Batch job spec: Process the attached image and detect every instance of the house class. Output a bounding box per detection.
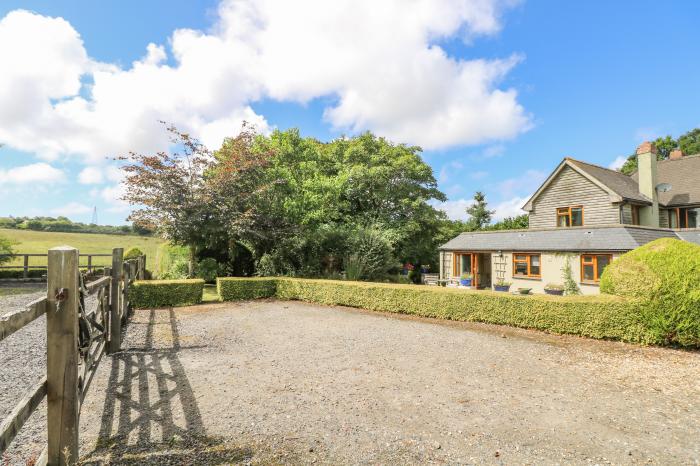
[438,142,700,295]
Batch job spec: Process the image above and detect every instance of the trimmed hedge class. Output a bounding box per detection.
[215,277,668,345]
[600,238,700,347]
[217,277,278,301]
[129,279,205,308]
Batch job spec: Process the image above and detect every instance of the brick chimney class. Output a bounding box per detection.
[669,149,684,160]
[636,141,659,227]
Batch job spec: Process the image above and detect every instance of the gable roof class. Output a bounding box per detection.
[630,154,700,206]
[566,159,650,204]
[439,225,681,252]
[522,158,649,211]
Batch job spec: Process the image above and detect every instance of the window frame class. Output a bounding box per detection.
[556,205,584,227]
[580,254,613,284]
[512,253,541,279]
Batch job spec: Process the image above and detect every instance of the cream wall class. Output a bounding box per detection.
[440,251,621,295]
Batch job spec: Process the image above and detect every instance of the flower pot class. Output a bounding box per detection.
[460,278,472,286]
[545,288,564,296]
[494,285,510,292]
[517,288,532,295]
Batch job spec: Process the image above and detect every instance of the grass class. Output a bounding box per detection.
[0,228,166,271]
[0,286,41,297]
[202,284,220,302]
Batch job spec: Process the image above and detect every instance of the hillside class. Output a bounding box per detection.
[0,228,165,270]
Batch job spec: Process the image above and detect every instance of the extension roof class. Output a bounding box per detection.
[439,225,682,252]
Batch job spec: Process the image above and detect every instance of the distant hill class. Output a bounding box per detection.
[0,216,153,236]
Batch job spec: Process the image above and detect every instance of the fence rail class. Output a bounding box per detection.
[0,253,115,279]
[0,247,146,465]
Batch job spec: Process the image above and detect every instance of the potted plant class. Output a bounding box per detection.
[517,287,532,295]
[460,273,472,286]
[544,283,565,296]
[493,280,511,292]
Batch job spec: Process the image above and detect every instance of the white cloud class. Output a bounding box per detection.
[482,144,506,158]
[470,170,489,180]
[434,198,474,221]
[78,166,104,184]
[0,0,531,167]
[492,196,527,220]
[51,201,92,216]
[99,183,130,213]
[608,155,627,171]
[497,169,546,198]
[0,163,64,185]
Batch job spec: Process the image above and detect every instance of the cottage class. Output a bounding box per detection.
[439,142,700,294]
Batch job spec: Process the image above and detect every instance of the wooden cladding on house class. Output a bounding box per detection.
[529,166,619,228]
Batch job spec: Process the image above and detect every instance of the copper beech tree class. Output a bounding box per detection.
[118,123,274,275]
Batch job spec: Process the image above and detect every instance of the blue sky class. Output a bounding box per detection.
[1,0,699,225]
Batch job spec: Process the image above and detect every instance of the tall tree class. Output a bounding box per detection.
[465,191,494,230]
[619,128,700,175]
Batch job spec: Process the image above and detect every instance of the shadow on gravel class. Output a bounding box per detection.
[81,309,251,465]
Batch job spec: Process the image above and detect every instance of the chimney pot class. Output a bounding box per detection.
[636,141,657,155]
[669,149,684,160]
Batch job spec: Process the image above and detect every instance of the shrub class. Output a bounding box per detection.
[0,235,15,265]
[343,227,395,280]
[217,277,278,301]
[124,247,144,260]
[214,277,668,345]
[196,257,219,283]
[155,243,190,278]
[160,258,190,279]
[129,279,205,308]
[600,238,700,346]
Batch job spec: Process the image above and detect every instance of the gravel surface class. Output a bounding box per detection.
[1,285,99,465]
[1,286,47,465]
[73,300,700,465]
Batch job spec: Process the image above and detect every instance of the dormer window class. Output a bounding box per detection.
[557,206,583,227]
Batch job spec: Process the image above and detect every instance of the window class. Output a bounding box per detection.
[513,253,541,278]
[580,254,612,283]
[674,207,700,229]
[557,206,583,227]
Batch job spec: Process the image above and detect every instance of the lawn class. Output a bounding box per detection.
[0,228,166,271]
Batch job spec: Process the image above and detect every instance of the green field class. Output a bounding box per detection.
[0,228,166,271]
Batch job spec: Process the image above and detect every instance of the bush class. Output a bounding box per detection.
[600,238,700,346]
[196,257,219,283]
[343,227,395,280]
[0,269,45,279]
[129,279,205,308]
[215,277,668,345]
[124,247,144,260]
[217,277,278,301]
[155,243,190,278]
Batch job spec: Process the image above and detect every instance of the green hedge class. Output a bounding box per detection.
[215,277,668,345]
[129,279,205,308]
[600,238,700,347]
[217,277,278,301]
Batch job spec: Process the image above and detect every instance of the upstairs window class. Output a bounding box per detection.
[581,254,612,283]
[513,253,541,278]
[557,206,583,227]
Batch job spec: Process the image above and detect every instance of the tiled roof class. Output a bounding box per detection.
[439,225,681,252]
[630,154,700,206]
[567,159,651,204]
[674,229,700,245]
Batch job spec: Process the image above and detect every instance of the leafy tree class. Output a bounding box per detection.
[119,124,217,275]
[678,128,700,155]
[487,214,529,230]
[619,128,700,175]
[465,191,494,230]
[0,235,15,265]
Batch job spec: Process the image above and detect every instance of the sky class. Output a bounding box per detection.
[0,0,699,225]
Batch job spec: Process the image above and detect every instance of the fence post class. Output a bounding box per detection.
[87,255,92,274]
[23,255,29,279]
[46,246,80,465]
[108,248,123,354]
[138,255,145,280]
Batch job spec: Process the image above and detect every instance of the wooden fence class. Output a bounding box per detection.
[0,247,146,465]
[0,253,134,279]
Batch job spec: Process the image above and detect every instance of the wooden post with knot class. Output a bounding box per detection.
[46,246,80,465]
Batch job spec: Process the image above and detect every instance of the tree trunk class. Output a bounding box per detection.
[188,245,196,278]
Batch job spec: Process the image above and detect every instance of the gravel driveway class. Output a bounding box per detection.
[67,300,700,465]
